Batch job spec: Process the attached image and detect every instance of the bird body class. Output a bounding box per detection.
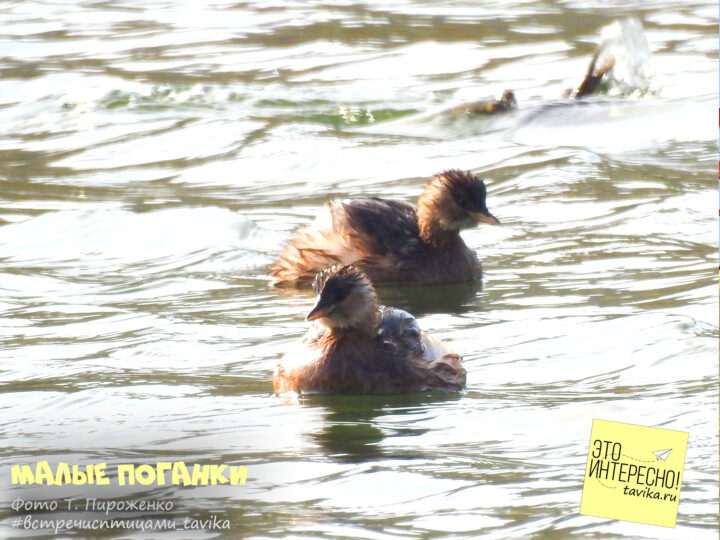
[271,170,499,286]
[273,265,465,394]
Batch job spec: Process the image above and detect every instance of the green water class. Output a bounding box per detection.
[0,1,717,538]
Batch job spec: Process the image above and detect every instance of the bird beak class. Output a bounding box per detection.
[306,298,331,321]
[476,211,500,225]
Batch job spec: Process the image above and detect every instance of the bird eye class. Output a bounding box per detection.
[330,286,350,302]
[454,192,472,210]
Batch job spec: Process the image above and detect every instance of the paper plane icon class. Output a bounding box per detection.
[653,449,672,461]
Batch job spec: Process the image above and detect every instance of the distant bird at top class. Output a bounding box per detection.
[445,90,518,117]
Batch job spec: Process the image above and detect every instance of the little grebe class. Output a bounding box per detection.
[446,43,617,115]
[271,169,500,286]
[566,47,616,98]
[446,90,517,116]
[273,264,466,394]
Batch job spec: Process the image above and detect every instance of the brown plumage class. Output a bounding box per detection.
[446,90,517,116]
[273,265,466,394]
[570,47,616,98]
[271,170,500,286]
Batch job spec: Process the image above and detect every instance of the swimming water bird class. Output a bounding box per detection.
[445,38,619,116]
[273,264,466,394]
[567,47,617,98]
[271,170,500,286]
[446,90,518,116]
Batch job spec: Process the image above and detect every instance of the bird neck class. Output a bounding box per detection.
[327,309,379,339]
[417,209,458,248]
[416,188,461,248]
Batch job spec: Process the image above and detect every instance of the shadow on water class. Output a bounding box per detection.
[375,280,483,316]
[269,276,483,316]
[299,393,463,463]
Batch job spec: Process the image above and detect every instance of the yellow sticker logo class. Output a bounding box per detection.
[580,419,688,528]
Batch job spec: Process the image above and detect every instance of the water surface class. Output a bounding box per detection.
[0,1,717,538]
